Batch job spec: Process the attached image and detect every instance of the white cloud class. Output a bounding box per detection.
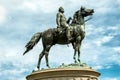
[94,35,113,46]
[113,47,120,53]
[0,44,39,80]
[21,1,38,12]
[87,24,120,47]
[14,0,90,14]
[93,64,112,70]
[107,52,120,65]
[0,68,27,80]
[86,24,105,36]
[101,77,119,80]
[93,65,103,70]
[0,5,7,24]
[107,26,119,30]
[19,0,65,13]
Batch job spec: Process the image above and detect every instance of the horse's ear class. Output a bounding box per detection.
[75,11,79,14]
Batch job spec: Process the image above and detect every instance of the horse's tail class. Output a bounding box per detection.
[23,32,42,55]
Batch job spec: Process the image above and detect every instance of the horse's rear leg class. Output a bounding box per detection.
[45,45,52,68]
[37,50,45,70]
[78,47,81,63]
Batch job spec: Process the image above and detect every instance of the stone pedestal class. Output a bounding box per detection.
[26,63,100,80]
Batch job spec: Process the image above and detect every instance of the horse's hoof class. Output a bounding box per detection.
[78,60,80,62]
[32,70,35,72]
[74,61,77,63]
[48,66,51,68]
[47,65,50,68]
[37,66,40,70]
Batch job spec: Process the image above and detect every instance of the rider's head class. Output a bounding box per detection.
[80,6,85,11]
[59,6,64,13]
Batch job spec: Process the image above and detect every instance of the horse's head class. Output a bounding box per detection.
[81,6,94,16]
[70,6,94,25]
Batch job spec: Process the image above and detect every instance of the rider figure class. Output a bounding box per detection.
[72,6,86,37]
[56,6,72,41]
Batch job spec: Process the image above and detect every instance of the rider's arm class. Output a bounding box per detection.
[67,17,72,24]
[73,13,77,23]
[56,13,61,27]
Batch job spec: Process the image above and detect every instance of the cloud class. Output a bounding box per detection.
[113,47,120,53]
[0,43,39,80]
[21,1,38,13]
[94,35,113,46]
[101,77,119,80]
[0,0,88,14]
[0,5,7,24]
[86,24,120,47]
[19,0,66,13]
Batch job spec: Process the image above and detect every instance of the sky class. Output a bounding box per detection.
[0,0,120,80]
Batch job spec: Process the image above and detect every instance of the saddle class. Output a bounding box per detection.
[54,27,66,39]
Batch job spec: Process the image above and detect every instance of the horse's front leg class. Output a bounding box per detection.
[78,47,81,63]
[77,42,81,63]
[73,49,77,63]
[76,36,82,63]
[72,42,77,63]
[78,35,84,64]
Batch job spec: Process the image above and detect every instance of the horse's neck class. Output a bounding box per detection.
[69,24,81,32]
[71,13,84,25]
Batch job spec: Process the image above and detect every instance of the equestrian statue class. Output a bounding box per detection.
[23,6,94,70]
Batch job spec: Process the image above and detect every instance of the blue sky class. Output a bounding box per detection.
[0,0,120,80]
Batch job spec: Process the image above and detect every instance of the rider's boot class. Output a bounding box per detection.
[66,28,72,42]
[57,27,62,34]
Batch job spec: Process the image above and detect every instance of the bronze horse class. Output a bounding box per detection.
[23,7,94,69]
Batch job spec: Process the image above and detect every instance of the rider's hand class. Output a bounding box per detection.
[69,17,72,20]
[57,25,60,28]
